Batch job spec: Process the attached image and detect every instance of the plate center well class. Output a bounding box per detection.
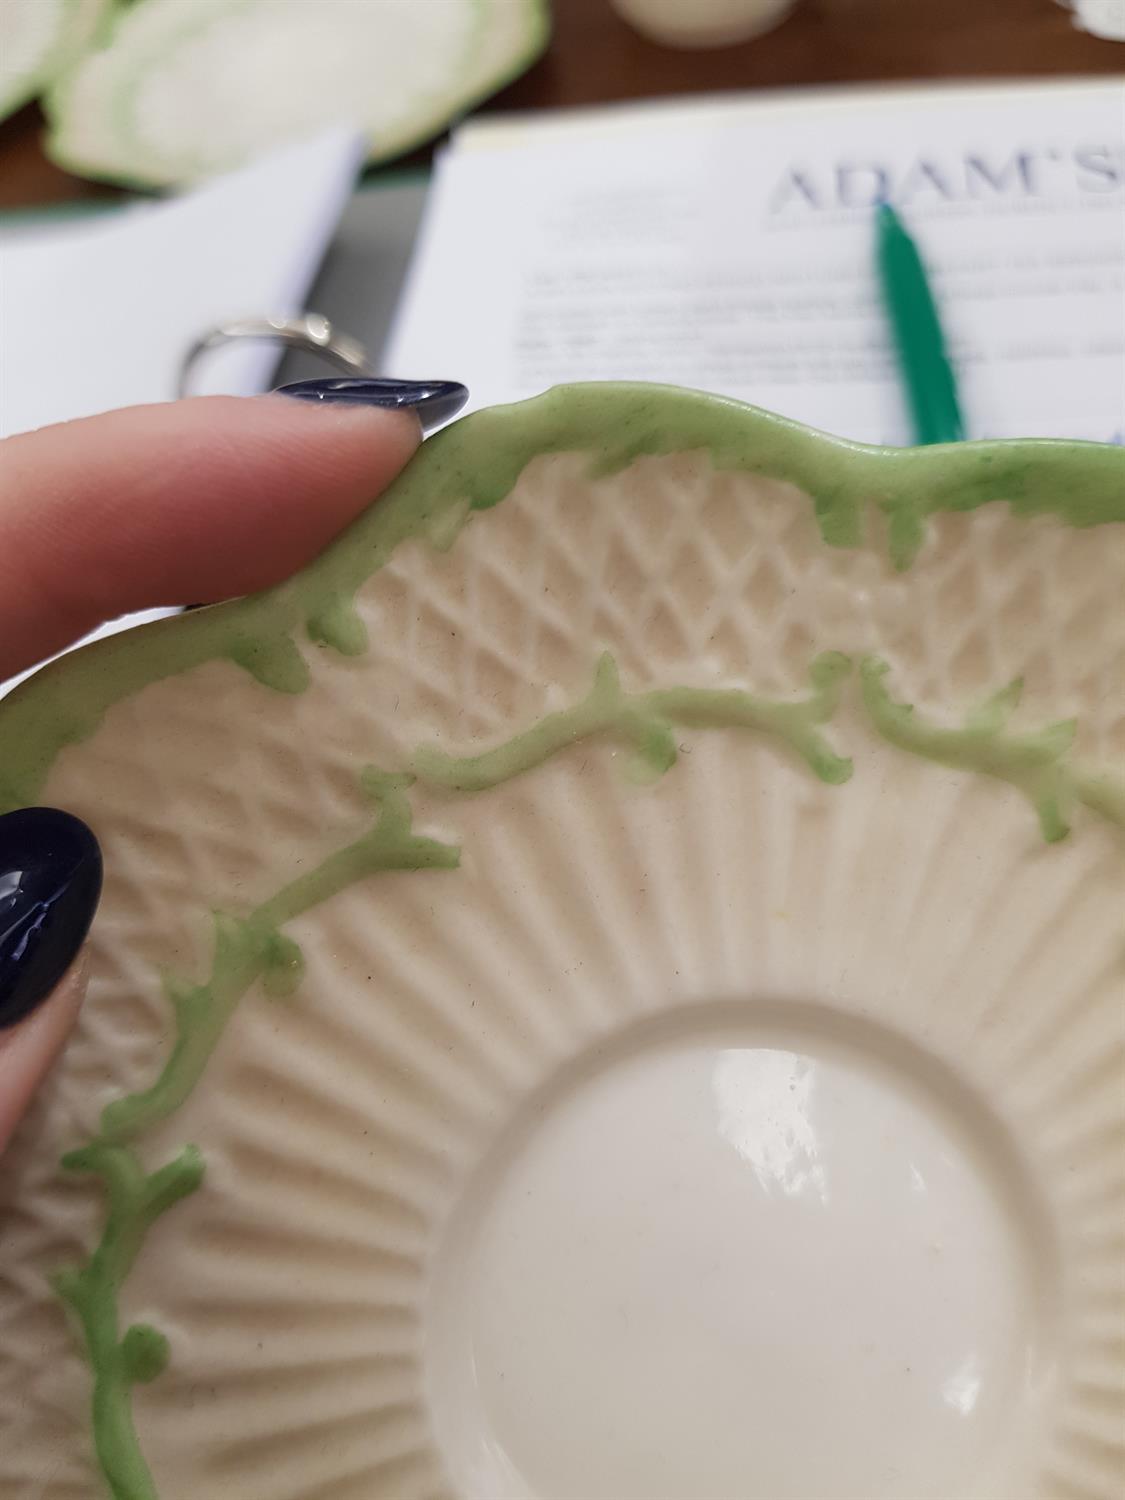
[426,1009,1054,1499]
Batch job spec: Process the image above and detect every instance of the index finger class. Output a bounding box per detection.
[0,395,420,681]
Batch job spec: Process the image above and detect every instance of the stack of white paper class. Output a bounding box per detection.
[0,128,365,439]
[386,80,1125,445]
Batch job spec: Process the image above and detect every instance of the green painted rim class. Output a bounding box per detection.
[6,380,1123,1500]
[2,381,1123,815]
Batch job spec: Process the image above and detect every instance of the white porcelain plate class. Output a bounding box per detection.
[1,386,1123,1500]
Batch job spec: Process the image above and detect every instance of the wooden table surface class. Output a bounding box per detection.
[0,0,1119,210]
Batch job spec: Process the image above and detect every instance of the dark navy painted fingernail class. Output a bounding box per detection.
[275,378,469,434]
[0,809,102,1030]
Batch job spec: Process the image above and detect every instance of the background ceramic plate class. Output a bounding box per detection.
[1,386,1123,1500]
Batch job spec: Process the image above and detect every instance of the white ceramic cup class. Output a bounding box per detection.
[610,0,800,48]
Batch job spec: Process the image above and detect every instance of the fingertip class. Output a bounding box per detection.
[253,389,422,468]
[0,394,423,678]
[0,805,101,1152]
[0,955,88,1152]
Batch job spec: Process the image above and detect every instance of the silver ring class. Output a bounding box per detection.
[178,313,373,397]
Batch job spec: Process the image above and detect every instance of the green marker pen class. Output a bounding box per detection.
[876,202,965,446]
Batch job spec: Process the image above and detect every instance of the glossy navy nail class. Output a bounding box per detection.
[275,377,469,434]
[0,808,102,1030]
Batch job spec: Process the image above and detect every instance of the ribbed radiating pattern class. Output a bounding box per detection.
[1,451,1121,1498]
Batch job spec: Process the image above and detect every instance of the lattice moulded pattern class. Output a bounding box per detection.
[1,392,1122,1500]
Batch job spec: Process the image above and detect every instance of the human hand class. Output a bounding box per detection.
[0,379,464,1148]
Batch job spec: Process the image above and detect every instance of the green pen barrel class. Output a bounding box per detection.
[876,203,965,447]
